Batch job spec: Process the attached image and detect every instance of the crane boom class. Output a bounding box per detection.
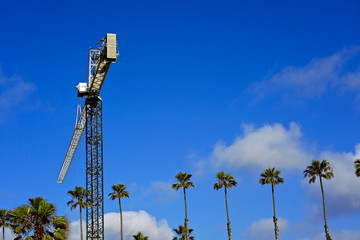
[57,105,86,183]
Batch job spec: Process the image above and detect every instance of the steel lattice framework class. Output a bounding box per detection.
[86,97,104,240]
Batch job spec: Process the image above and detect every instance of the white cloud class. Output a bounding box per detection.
[244,217,289,240]
[210,122,312,169]
[69,210,173,240]
[249,46,360,101]
[144,181,178,203]
[69,219,86,240]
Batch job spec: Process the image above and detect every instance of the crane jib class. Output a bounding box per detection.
[57,105,87,184]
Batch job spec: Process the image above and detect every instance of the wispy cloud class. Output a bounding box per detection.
[0,68,37,121]
[0,68,36,108]
[143,181,179,203]
[248,46,360,101]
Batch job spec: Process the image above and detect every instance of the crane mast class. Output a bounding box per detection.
[57,33,118,240]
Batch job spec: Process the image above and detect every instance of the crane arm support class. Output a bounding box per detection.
[57,105,87,184]
[88,33,118,96]
[88,57,112,95]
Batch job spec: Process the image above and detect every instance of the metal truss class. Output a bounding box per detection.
[85,96,104,240]
[88,48,101,89]
[57,105,87,184]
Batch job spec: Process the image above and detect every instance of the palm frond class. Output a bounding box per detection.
[304,160,334,183]
[259,167,284,186]
[172,172,195,191]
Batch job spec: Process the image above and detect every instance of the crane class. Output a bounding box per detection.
[57,33,118,240]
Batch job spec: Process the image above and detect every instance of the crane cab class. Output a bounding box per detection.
[76,82,88,97]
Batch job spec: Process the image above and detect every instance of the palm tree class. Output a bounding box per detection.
[304,160,334,240]
[133,231,149,240]
[109,183,130,240]
[259,168,284,240]
[172,172,195,240]
[67,186,93,240]
[173,224,194,240]
[214,171,237,240]
[0,209,9,240]
[354,159,360,177]
[8,197,69,240]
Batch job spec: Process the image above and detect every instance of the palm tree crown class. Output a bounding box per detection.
[259,167,284,186]
[304,160,334,184]
[354,159,360,177]
[109,183,130,200]
[173,224,195,240]
[8,197,69,240]
[133,231,149,240]
[214,171,238,190]
[172,172,195,191]
[67,186,93,210]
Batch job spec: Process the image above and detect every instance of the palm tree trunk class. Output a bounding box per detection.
[3,223,5,240]
[183,188,189,240]
[80,207,83,240]
[224,187,232,240]
[319,176,332,240]
[34,218,39,239]
[272,184,279,240]
[40,228,44,239]
[119,198,123,240]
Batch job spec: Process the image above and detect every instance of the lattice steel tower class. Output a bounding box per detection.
[57,33,118,240]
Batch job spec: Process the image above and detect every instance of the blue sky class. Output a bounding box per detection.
[1,0,360,239]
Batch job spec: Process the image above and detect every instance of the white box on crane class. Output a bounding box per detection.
[76,82,88,97]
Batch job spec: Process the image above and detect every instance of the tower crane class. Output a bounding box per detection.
[57,33,118,240]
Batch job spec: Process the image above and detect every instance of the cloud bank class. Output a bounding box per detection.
[69,210,173,240]
[210,122,312,170]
